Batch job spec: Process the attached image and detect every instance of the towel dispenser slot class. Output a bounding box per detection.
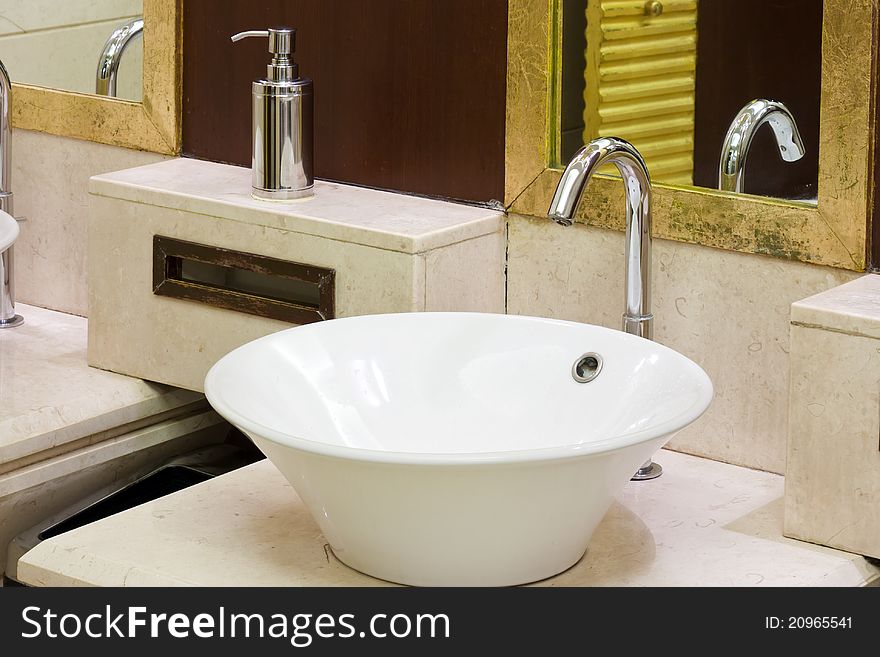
[153,236,334,324]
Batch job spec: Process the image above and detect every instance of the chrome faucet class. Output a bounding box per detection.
[0,58,22,328]
[718,99,805,193]
[548,137,660,480]
[96,17,144,97]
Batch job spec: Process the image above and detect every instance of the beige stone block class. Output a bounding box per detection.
[791,273,880,338]
[506,214,856,473]
[89,198,420,392]
[88,159,505,392]
[784,275,880,558]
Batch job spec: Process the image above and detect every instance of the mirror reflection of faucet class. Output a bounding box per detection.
[548,136,662,481]
[95,17,144,97]
[718,99,806,193]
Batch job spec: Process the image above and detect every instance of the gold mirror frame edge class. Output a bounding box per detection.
[9,0,182,156]
[505,0,877,271]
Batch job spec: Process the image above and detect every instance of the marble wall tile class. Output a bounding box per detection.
[11,129,166,316]
[506,215,857,474]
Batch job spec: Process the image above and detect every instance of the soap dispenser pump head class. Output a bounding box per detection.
[231,28,299,81]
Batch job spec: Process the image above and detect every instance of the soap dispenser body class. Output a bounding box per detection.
[232,27,314,200]
[252,78,313,200]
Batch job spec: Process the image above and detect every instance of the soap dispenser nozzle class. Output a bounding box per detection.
[230,26,313,200]
[231,28,298,81]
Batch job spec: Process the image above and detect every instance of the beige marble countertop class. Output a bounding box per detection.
[89,159,504,254]
[0,304,204,470]
[18,449,879,587]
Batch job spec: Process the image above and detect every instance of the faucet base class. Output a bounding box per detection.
[0,314,23,328]
[631,459,662,481]
[623,315,653,340]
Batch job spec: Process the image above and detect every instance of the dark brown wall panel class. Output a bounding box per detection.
[693,0,822,199]
[182,0,508,203]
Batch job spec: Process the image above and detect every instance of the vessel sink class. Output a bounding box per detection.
[205,313,713,586]
[0,209,18,252]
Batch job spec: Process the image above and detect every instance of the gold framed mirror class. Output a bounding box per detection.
[7,0,181,154]
[506,0,876,271]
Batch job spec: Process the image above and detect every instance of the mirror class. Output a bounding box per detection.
[0,1,143,101]
[560,0,822,201]
[6,0,179,155]
[505,0,873,271]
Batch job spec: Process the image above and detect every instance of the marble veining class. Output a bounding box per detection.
[0,304,203,467]
[18,450,879,587]
[89,158,504,254]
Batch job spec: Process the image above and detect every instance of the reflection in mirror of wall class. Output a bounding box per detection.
[0,0,143,101]
[561,0,822,201]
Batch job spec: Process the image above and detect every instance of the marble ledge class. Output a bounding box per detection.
[18,450,879,587]
[0,304,204,469]
[89,159,505,255]
[791,273,880,339]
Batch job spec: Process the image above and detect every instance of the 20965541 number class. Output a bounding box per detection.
[765,617,852,629]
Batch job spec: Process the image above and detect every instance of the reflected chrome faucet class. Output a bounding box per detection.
[548,137,661,480]
[96,17,144,97]
[718,99,805,193]
[0,58,22,328]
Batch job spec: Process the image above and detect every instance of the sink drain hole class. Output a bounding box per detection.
[572,352,603,383]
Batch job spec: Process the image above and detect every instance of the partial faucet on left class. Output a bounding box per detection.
[0,57,24,328]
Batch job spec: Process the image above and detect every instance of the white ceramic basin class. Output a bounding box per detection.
[205,313,713,586]
[0,210,18,253]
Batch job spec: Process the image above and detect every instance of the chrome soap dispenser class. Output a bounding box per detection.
[231,27,313,200]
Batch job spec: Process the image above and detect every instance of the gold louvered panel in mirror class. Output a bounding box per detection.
[583,0,697,185]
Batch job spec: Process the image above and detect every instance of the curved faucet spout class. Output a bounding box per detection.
[548,137,660,480]
[718,99,805,193]
[548,137,652,339]
[95,17,144,97]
